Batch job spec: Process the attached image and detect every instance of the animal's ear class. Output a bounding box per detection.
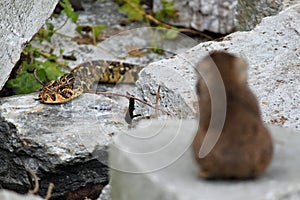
[196,55,215,79]
[235,56,248,83]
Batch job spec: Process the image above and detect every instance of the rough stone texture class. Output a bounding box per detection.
[236,0,283,31]
[110,120,300,200]
[283,0,300,8]
[0,0,59,90]
[153,0,299,33]
[98,184,111,200]
[153,0,237,34]
[135,4,300,131]
[0,1,199,198]
[0,189,43,200]
[0,93,127,198]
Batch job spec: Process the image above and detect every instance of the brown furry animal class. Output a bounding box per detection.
[192,51,273,179]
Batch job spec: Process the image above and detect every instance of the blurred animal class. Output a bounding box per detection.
[192,51,273,179]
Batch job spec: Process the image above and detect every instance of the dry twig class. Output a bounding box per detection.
[122,0,213,40]
[91,91,176,118]
[26,167,39,194]
[45,183,55,200]
[155,85,161,118]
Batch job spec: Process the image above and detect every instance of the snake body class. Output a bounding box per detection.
[38,60,142,103]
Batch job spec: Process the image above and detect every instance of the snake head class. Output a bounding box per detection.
[39,88,77,104]
[38,79,82,104]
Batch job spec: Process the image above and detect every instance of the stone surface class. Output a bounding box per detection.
[153,0,300,33]
[1,1,299,199]
[110,120,300,200]
[0,0,59,90]
[135,4,300,131]
[283,0,300,8]
[236,0,283,31]
[153,0,237,34]
[0,1,198,198]
[98,184,111,200]
[35,0,198,70]
[0,92,126,198]
[0,189,43,200]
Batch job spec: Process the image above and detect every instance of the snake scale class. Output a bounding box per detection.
[38,60,143,103]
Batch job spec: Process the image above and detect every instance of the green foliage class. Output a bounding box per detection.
[35,23,55,42]
[163,27,179,39]
[76,25,107,44]
[118,0,177,21]
[6,60,64,95]
[4,0,179,96]
[150,39,164,54]
[59,0,79,23]
[149,27,179,54]
[4,0,81,95]
[119,0,144,21]
[154,0,177,20]
[24,44,40,58]
[91,25,107,39]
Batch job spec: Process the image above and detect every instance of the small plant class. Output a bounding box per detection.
[118,0,179,54]
[2,0,211,96]
[3,0,106,95]
[75,25,107,45]
[59,0,79,23]
[154,0,178,20]
[6,60,65,95]
[119,0,145,21]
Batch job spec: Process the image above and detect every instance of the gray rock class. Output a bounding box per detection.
[0,1,198,198]
[0,189,43,200]
[110,120,300,200]
[0,0,59,90]
[34,0,197,69]
[236,0,283,31]
[98,184,111,200]
[153,0,299,34]
[153,0,237,34]
[135,4,300,131]
[0,92,126,198]
[283,0,300,8]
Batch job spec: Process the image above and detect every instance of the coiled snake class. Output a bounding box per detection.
[38,60,143,103]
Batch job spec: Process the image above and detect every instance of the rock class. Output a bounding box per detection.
[0,1,199,198]
[98,184,111,200]
[0,189,43,200]
[153,0,299,34]
[36,1,198,69]
[0,92,124,198]
[135,4,300,131]
[110,120,300,200]
[153,0,237,34]
[0,0,59,90]
[236,0,283,31]
[283,0,300,8]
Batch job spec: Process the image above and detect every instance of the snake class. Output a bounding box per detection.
[38,60,143,103]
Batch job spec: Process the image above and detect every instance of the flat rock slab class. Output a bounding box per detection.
[0,189,43,200]
[135,4,300,131]
[0,92,134,198]
[110,120,300,200]
[0,0,59,90]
